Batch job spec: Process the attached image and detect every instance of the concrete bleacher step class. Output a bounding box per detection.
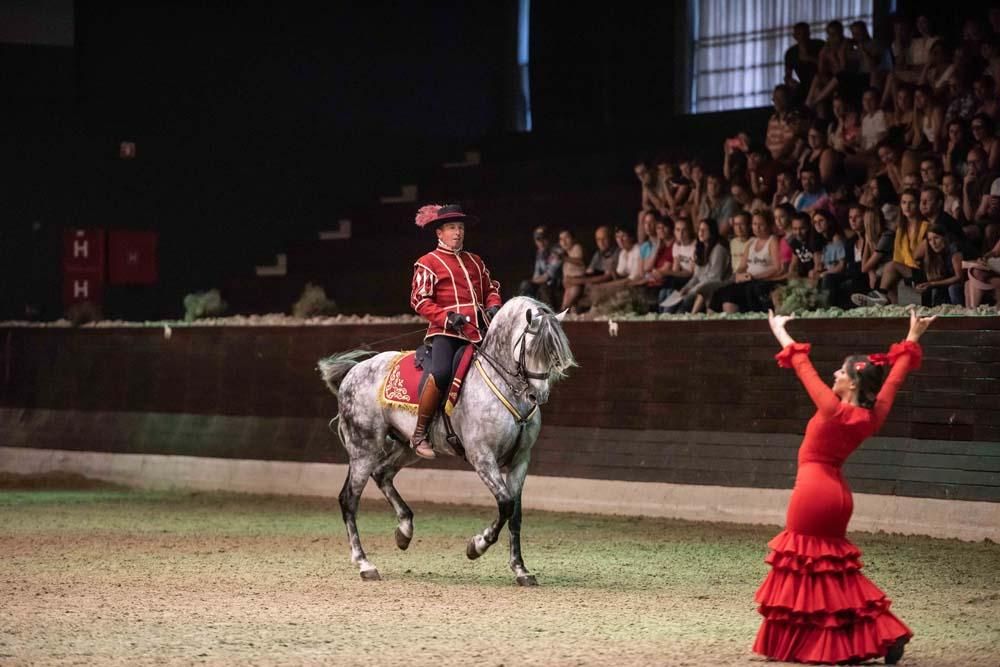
[379,184,418,204]
[442,150,481,168]
[317,219,352,241]
[234,142,641,315]
[254,253,287,277]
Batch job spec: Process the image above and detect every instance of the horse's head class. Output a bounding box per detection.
[482,296,576,405]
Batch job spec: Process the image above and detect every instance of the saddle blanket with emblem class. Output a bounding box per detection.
[379,345,476,414]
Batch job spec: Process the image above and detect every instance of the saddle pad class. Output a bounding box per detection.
[379,346,476,415]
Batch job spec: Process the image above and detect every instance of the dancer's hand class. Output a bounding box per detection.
[905,307,936,342]
[768,309,796,347]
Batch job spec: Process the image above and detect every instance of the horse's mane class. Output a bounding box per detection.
[531,308,576,380]
[484,297,577,381]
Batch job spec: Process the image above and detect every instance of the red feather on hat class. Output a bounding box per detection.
[415,204,443,228]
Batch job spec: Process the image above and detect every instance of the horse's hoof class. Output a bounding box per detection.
[359,568,381,581]
[516,574,538,587]
[466,538,483,560]
[394,527,411,551]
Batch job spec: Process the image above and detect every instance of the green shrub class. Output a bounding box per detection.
[773,279,829,315]
[590,287,651,317]
[65,301,103,326]
[292,283,339,318]
[183,289,228,321]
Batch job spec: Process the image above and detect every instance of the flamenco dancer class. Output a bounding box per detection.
[754,308,936,664]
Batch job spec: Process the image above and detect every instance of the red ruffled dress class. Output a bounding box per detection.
[753,340,921,664]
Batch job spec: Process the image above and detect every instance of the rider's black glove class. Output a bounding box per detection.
[445,312,470,333]
[485,305,501,321]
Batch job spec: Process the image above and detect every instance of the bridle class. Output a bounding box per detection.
[511,310,551,381]
[474,308,550,397]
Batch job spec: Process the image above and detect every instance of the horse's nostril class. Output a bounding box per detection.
[528,393,537,403]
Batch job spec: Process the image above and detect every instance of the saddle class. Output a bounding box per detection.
[379,344,476,415]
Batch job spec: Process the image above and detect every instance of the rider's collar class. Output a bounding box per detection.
[436,240,464,254]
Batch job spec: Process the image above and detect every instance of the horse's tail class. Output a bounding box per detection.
[317,350,375,397]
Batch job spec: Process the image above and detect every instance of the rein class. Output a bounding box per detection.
[474,345,531,395]
[356,326,429,349]
[473,311,550,394]
[474,359,539,425]
[451,309,553,460]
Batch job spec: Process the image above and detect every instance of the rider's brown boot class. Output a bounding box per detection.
[410,376,441,459]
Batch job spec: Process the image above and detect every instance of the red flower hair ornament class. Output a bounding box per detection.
[854,353,890,373]
[867,353,890,366]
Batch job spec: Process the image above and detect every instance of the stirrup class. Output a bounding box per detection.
[413,439,436,459]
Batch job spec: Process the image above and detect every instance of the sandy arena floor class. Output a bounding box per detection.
[1,475,998,666]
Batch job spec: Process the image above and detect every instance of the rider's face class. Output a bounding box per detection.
[436,222,465,250]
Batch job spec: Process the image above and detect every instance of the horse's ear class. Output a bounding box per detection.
[525,310,533,324]
[555,309,569,322]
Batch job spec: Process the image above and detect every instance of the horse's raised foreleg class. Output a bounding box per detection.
[339,458,380,581]
[466,459,514,560]
[505,454,537,586]
[372,465,414,550]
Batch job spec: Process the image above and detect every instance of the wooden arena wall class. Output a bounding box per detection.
[1,318,999,503]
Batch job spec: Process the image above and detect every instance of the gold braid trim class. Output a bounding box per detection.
[475,360,538,423]
[377,351,419,414]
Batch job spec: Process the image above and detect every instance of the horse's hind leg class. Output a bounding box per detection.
[372,465,414,550]
[339,457,380,581]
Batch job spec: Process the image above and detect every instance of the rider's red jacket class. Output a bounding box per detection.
[410,243,502,344]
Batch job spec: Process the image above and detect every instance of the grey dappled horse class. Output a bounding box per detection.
[318,296,575,585]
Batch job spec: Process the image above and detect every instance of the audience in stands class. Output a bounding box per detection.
[636,210,661,266]
[966,236,1000,306]
[586,226,642,309]
[854,189,929,305]
[786,211,817,281]
[813,209,848,297]
[568,225,619,313]
[712,210,783,313]
[557,228,587,312]
[554,9,1000,317]
[918,223,965,305]
[518,226,563,308]
[653,215,697,304]
[832,202,873,307]
[793,166,828,211]
[785,22,825,105]
[662,217,731,313]
[860,205,896,289]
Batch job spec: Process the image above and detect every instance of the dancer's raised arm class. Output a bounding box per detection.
[872,309,935,430]
[767,309,797,348]
[768,310,841,415]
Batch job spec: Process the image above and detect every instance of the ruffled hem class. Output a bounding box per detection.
[766,531,860,564]
[765,531,863,573]
[755,529,913,662]
[754,613,912,664]
[887,340,922,370]
[755,570,890,622]
[776,342,812,368]
[767,551,862,573]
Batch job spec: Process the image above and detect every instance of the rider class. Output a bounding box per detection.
[409,204,503,459]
